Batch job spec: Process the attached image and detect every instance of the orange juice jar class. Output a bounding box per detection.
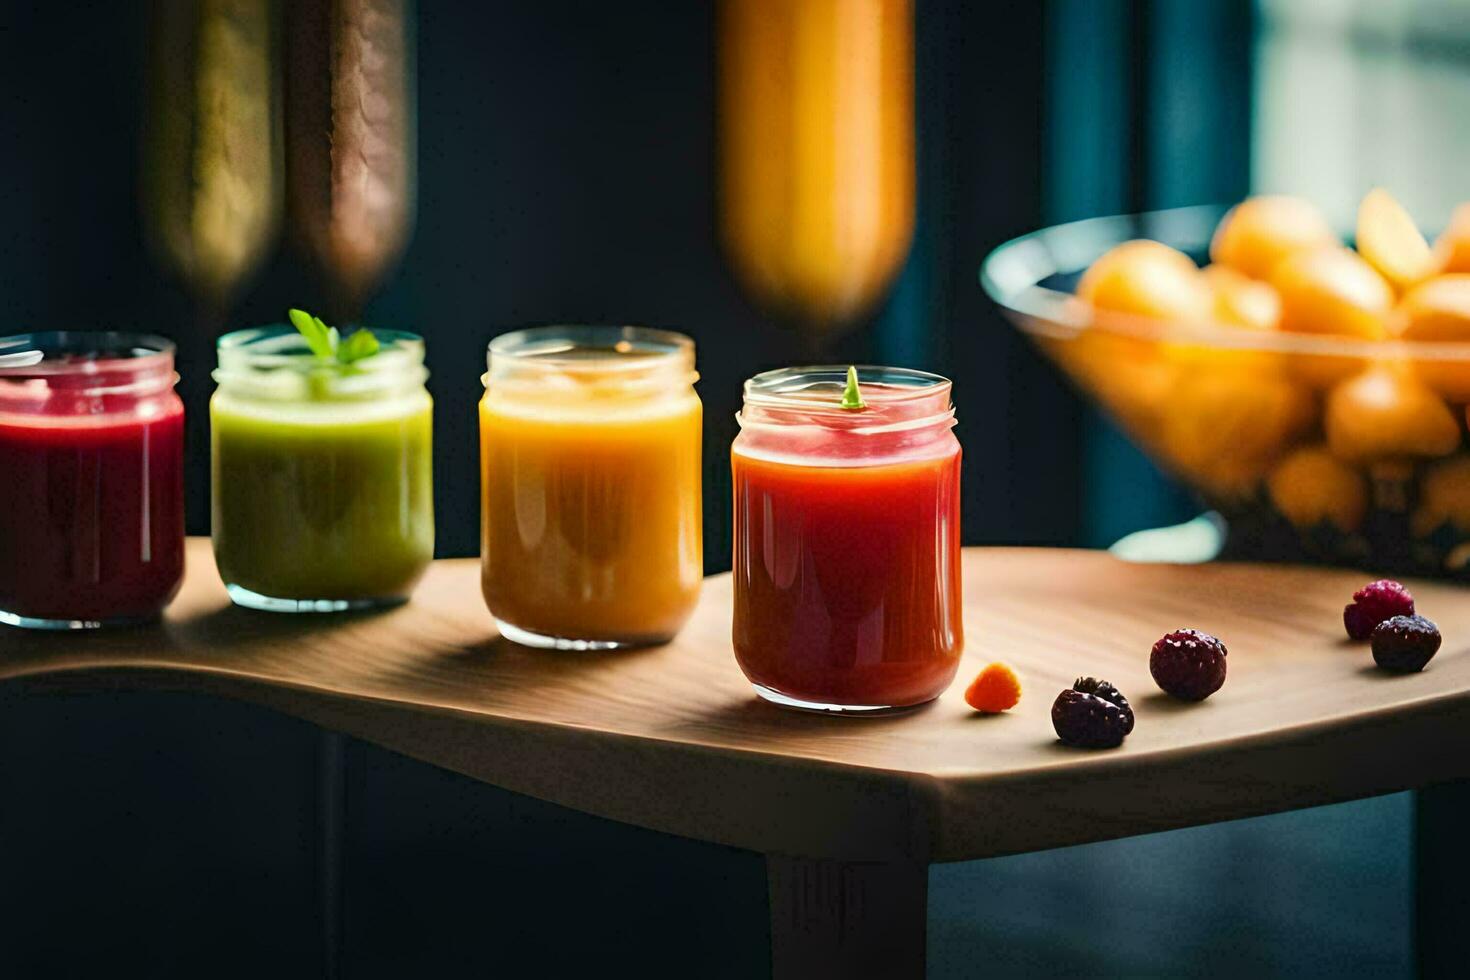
[479,326,703,649]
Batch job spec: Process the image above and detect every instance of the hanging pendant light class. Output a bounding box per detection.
[142,0,282,310]
[285,0,416,319]
[718,0,916,335]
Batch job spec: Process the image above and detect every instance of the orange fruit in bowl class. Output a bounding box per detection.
[1158,367,1316,500]
[1399,274,1470,341]
[1267,445,1368,533]
[1324,363,1460,464]
[1356,188,1434,293]
[1274,247,1394,339]
[1412,454,1470,537]
[1190,264,1286,374]
[1077,239,1213,323]
[1433,204,1470,274]
[1398,274,1470,400]
[1273,247,1393,388]
[1202,264,1281,331]
[1072,240,1211,444]
[1041,331,1178,449]
[1210,195,1337,281]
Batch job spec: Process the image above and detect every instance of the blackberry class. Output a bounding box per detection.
[1051,677,1134,748]
[1370,615,1441,673]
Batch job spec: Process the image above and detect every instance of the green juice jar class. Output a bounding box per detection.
[211,325,434,612]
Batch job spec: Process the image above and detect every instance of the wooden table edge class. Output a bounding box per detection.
[12,657,1470,867]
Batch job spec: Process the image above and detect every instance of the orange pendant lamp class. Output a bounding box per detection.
[718,0,916,333]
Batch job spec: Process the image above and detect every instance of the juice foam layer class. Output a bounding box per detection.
[0,400,183,429]
[212,390,431,426]
[732,443,959,468]
[480,389,700,424]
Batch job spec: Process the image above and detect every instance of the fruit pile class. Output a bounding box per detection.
[1063,190,1470,577]
[966,576,1440,750]
[1343,578,1442,672]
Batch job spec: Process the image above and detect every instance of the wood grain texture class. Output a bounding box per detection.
[4,539,1470,864]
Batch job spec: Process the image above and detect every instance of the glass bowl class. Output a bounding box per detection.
[982,204,1470,577]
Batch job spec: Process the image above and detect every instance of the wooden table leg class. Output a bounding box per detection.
[766,855,928,979]
[317,731,346,980]
[1415,780,1470,978]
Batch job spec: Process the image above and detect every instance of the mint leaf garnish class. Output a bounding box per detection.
[287,308,381,365]
[839,365,866,410]
[337,328,381,364]
[289,308,336,360]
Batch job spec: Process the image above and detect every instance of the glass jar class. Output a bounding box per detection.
[732,366,963,712]
[480,326,703,649]
[211,326,434,612]
[0,332,185,629]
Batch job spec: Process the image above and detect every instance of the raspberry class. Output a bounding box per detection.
[964,662,1022,713]
[1343,579,1414,640]
[1149,628,1227,701]
[1051,677,1134,748]
[1370,615,1441,672]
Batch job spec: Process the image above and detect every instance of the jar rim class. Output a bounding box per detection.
[738,365,955,435]
[218,324,425,364]
[0,331,176,376]
[743,365,951,406]
[215,325,428,402]
[487,325,694,371]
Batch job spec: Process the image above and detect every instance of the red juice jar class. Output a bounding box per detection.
[732,366,963,713]
[0,333,185,629]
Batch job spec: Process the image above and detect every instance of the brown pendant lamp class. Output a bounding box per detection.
[142,0,283,314]
[718,0,916,338]
[285,0,416,320]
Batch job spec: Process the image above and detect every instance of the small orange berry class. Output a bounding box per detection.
[964,662,1022,713]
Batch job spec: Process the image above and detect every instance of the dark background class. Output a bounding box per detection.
[1,0,1104,561]
[0,1,1416,977]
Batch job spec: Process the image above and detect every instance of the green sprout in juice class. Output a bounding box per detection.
[210,309,434,612]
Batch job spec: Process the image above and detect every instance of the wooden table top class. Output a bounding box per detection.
[4,538,1469,864]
